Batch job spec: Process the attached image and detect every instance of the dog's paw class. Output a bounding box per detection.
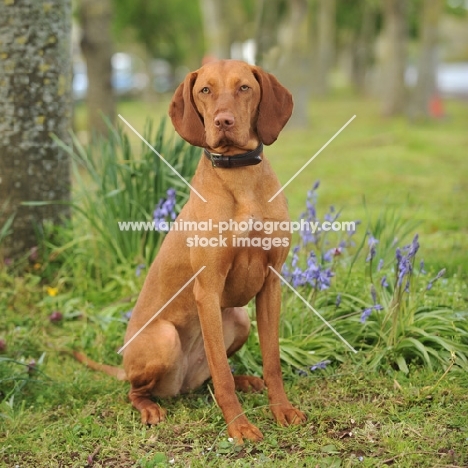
[233,375,265,393]
[228,417,264,445]
[271,405,306,426]
[140,404,167,425]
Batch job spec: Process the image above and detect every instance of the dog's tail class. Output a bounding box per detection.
[73,351,128,381]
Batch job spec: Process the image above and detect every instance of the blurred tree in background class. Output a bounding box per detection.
[112,0,204,68]
[411,0,444,119]
[79,0,115,137]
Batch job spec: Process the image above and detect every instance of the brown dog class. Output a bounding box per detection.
[75,60,306,443]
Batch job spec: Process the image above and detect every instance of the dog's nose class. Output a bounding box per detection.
[214,112,235,130]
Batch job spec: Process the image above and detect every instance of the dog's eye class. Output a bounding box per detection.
[201,87,210,94]
[240,85,250,91]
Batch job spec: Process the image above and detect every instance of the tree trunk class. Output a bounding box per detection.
[255,0,283,69]
[380,0,408,116]
[80,0,115,137]
[275,0,312,128]
[316,0,336,96]
[410,0,443,119]
[0,0,72,260]
[199,0,231,60]
[350,2,377,94]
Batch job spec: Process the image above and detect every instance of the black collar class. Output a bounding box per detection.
[204,143,263,168]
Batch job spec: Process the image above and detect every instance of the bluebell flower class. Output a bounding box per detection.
[310,360,330,371]
[419,259,427,275]
[366,233,379,262]
[395,248,402,264]
[324,247,343,263]
[371,284,377,304]
[135,264,146,277]
[380,275,389,288]
[377,259,384,272]
[296,369,308,377]
[335,294,341,308]
[122,309,133,321]
[406,234,420,259]
[360,308,372,323]
[324,205,338,223]
[361,286,384,323]
[154,188,178,230]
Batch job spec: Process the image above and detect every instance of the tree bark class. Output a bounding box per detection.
[350,2,377,94]
[0,0,72,260]
[410,0,443,119]
[80,0,115,137]
[380,0,408,116]
[316,0,336,96]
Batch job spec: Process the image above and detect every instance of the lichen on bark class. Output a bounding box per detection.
[0,0,72,258]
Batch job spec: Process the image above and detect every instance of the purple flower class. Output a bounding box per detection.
[335,294,341,308]
[396,248,402,264]
[122,309,133,321]
[419,259,426,274]
[324,205,338,223]
[361,286,384,323]
[296,369,308,377]
[371,284,377,305]
[154,188,177,230]
[380,275,389,288]
[366,233,379,262]
[406,234,420,259]
[360,308,372,323]
[49,311,63,323]
[324,247,343,263]
[135,264,146,277]
[377,259,384,272]
[299,182,322,245]
[310,360,330,371]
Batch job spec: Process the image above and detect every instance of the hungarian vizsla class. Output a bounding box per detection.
[75,59,306,443]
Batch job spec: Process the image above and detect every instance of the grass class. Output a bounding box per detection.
[1,93,467,466]
[1,349,468,466]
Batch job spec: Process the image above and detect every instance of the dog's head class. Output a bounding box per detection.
[169,60,293,154]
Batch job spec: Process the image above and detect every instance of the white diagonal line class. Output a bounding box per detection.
[118,114,208,203]
[117,266,206,354]
[268,115,356,202]
[268,266,358,353]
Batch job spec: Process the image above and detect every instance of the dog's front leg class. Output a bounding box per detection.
[193,273,263,444]
[256,269,307,426]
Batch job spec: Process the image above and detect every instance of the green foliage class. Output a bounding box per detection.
[49,118,198,287]
[112,0,204,65]
[232,186,468,377]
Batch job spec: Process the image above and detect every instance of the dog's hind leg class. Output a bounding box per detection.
[123,320,185,425]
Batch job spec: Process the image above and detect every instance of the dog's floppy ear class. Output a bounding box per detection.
[169,72,206,148]
[252,67,293,146]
